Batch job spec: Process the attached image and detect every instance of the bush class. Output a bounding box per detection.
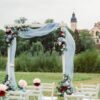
[15,51,62,72]
[94,56,100,72]
[74,49,100,73]
[0,56,7,70]
[30,41,44,56]
[1,49,100,73]
[0,29,7,56]
[15,52,33,71]
[79,30,95,51]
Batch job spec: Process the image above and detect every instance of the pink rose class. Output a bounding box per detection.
[18,80,27,88]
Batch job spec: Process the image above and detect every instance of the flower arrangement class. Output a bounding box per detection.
[18,80,27,89]
[33,78,41,87]
[5,26,17,46]
[56,30,67,54]
[0,84,8,97]
[56,74,73,96]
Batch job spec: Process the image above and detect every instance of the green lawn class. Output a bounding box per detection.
[0,72,100,85]
[0,72,100,99]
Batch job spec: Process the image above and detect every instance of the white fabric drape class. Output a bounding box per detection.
[18,23,59,38]
[7,37,16,88]
[62,27,75,79]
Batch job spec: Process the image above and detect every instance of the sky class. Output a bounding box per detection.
[0,0,100,30]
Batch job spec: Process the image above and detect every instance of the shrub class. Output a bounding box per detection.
[74,49,99,73]
[94,56,100,73]
[0,56,7,70]
[15,52,33,71]
[30,41,44,56]
[15,51,62,72]
[1,49,100,73]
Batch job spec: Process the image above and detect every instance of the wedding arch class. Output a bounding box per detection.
[5,23,75,89]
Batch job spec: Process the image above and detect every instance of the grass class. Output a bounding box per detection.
[0,72,100,99]
[0,72,100,85]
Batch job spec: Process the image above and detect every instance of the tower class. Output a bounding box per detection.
[71,12,77,32]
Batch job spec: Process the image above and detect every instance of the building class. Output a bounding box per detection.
[90,22,100,45]
[71,12,77,32]
[70,12,100,47]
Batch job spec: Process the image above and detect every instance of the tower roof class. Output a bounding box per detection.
[71,12,77,22]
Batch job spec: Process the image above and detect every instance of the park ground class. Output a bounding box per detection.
[0,72,100,99]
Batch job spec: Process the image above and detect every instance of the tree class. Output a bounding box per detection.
[79,30,95,51]
[14,19,21,24]
[20,17,27,24]
[74,29,81,54]
[45,19,54,23]
[30,41,44,55]
[0,29,7,56]
[68,28,95,53]
[14,17,27,24]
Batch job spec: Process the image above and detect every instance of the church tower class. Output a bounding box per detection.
[71,12,77,32]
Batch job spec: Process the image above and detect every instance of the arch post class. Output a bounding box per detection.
[5,37,17,90]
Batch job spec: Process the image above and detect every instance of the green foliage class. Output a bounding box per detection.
[74,30,81,53]
[16,38,30,55]
[0,56,7,70]
[69,29,95,53]
[30,41,44,55]
[45,19,54,23]
[0,27,98,73]
[15,28,61,55]
[15,49,100,73]
[14,17,27,24]
[79,30,95,51]
[15,51,62,72]
[15,53,33,71]
[74,49,100,73]
[17,39,44,56]
[94,56,100,72]
[57,75,73,96]
[0,29,7,56]
[1,49,100,73]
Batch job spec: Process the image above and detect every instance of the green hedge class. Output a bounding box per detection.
[74,49,100,73]
[0,50,100,73]
[15,51,62,72]
[0,56,7,70]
